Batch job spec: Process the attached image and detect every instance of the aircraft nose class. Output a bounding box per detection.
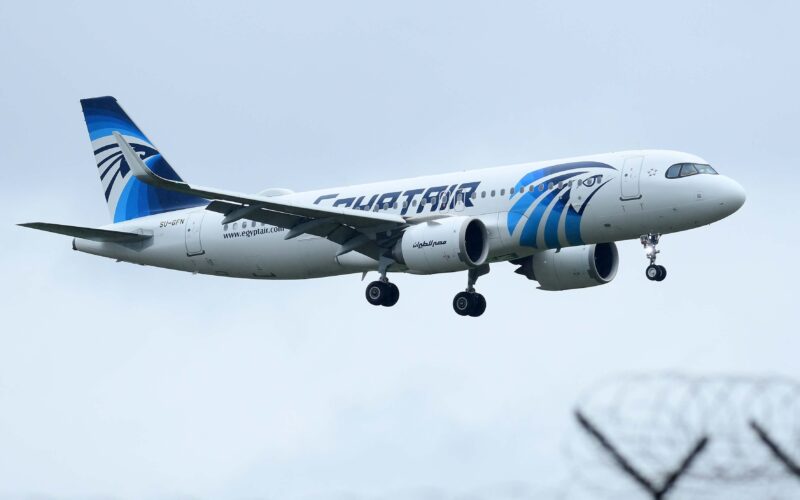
[719,176,746,215]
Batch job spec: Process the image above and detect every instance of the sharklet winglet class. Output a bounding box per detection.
[112,131,188,190]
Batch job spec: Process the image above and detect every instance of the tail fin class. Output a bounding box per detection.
[80,96,206,222]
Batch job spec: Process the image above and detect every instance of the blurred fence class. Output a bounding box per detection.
[563,373,800,500]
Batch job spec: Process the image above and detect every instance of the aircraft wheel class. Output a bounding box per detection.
[646,264,660,281]
[453,291,473,316]
[383,282,400,307]
[366,281,389,306]
[655,265,667,282]
[469,293,486,317]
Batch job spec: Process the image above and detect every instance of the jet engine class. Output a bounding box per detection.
[393,216,489,274]
[514,242,619,290]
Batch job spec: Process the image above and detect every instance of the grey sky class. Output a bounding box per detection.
[1,1,798,498]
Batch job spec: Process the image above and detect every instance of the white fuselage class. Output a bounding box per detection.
[74,150,745,279]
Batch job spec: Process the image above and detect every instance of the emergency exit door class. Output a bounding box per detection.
[185,211,205,256]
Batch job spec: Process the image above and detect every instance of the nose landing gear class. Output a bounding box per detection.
[453,264,490,317]
[641,233,667,282]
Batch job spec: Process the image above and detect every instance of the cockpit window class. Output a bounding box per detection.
[695,164,718,175]
[665,164,682,178]
[680,164,698,177]
[665,163,718,179]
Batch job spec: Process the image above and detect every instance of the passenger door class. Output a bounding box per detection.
[620,156,644,200]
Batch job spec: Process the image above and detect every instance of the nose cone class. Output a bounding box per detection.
[717,176,746,217]
[724,177,746,212]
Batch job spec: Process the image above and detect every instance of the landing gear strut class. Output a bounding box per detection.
[365,256,399,307]
[641,233,667,282]
[453,264,490,317]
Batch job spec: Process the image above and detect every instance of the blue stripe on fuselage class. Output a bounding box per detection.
[508,172,584,236]
[544,189,571,248]
[519,187,565,248]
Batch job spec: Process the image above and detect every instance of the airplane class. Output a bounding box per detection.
[19,97,746,317]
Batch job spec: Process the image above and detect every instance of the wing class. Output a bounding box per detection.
[113,132,407,259]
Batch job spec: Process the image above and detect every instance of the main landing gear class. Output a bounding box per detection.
[363,262,491,316]
[453,264,490,317]
[365,279,399,307]
[365,257,399,307]
[641,233,667,282]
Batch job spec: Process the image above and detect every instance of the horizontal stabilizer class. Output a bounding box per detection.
[18,222,152,243]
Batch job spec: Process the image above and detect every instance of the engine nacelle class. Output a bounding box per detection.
[393,216,489,274]
[517,242,619,290]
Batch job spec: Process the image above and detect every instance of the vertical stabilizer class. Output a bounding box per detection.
[80,96,206,222]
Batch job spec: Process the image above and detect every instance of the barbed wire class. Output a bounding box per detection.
[563,373,800,499]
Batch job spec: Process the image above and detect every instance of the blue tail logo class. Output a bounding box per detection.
[507,161,616,248]
[93,141,159,202]
[81,96,206,223]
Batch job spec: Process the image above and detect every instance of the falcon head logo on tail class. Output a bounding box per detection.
[80,96,206,222]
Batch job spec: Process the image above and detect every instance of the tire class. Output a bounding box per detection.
[453,291,473,316]
[469,293,486,317]
[383,283,400,307]
[646,264,660,281]
[365,281,388,306]
[655,265,667,282]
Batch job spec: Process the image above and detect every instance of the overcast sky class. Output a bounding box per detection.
[1,1,799,499]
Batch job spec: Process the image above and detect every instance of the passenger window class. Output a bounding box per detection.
[548,182,554,190]
[223,224,228,231]
[539,184,544,192]
[233,223,238,230]
[680,164,698,177]
[481,191,486,198]
[510,187,515,195]
[491,190,496,197]
[500,189,505,196]
[242,221,247,228]
[412,200,417,207]
[471,192,477,199]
